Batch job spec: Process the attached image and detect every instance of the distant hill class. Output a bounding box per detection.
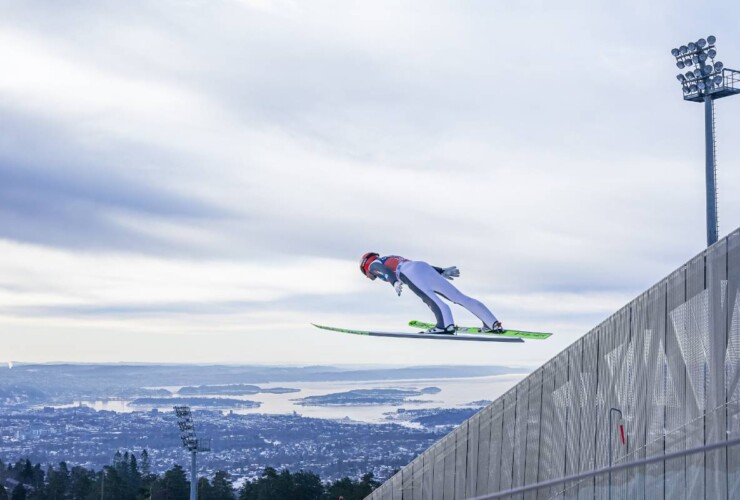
[1,363,528,386]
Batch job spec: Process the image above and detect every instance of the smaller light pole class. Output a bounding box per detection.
[100,468,106,500]
[174,406,211,500]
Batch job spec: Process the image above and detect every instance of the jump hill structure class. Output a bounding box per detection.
[367,227,740,499]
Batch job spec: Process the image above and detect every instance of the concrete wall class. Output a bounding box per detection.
[368,227,740,499]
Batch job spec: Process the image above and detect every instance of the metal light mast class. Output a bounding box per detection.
[174,406,211,500]
[671,35,740,247]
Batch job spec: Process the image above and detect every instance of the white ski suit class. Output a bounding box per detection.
[367,256,498,329]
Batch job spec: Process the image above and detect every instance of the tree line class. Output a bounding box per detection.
[0,451,381,500]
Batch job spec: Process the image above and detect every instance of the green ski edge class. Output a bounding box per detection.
[408,320,552,340]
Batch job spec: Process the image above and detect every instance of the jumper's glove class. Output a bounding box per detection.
[441,266,460,280]
[394,281,403,296]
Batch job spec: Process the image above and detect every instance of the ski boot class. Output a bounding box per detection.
[422,325,456,335]
[483,321,504,334]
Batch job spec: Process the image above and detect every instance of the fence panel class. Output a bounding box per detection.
[487,399,506,494]
[706,239,728,499]
[578,328,599,499]
[410,455,422,500]
[475,404,493,495]
[499,391,518,491]
[465,412,480,498]
[627,291,648,499]
[644,281,667,500]
[611,307,632,500]
[442,430,456,500]
[550,351,570,498]
[390,473,402,500]
[726,229,740,497]
[664,265,688,500]
[453,421,468,499]
[421,443,439,499]
[431,436,447,500]
[511,379,530,498]
[566,340,584,482]
[684,254,707,499]
[536,359,557,500]
[523,369,543,500]
[594,311,618,500]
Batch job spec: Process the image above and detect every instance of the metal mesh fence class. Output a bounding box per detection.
[366,227,740,500]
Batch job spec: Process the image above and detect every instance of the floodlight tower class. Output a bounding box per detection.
[671,36,740,247]
[174,406,211,500]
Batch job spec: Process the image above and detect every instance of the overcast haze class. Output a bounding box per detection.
[1,0,740,367]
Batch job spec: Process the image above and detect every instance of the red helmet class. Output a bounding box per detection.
[360,252,379,279]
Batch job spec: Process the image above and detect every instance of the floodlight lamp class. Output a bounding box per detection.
[686,70,695,79]
[690,84,698,92]
[713,75,722,85]
[680,45,688,54]
[698,81,706,90]
[672,48,680,57]
[715,61,723,72]
[688,42,697,51]
[699,53,707,62]
[692,55,699,64]
[677,61,685,69]
[708,48,717,59]
[707,35,716,45]
[697,38,707,48]
[677,74,685,82]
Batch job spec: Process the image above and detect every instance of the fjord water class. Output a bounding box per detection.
[54,373,526,423]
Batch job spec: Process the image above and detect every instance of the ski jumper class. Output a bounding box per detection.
[367,256,498,329]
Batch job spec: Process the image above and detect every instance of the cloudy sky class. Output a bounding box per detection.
[1,0,739,367]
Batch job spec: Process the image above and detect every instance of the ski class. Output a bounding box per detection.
[408,320,552,340]
[312,324,524,343]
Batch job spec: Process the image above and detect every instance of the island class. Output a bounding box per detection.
[177,384,300,395]
[465,399,492,407]
[293,387,440,406]
[128,397,261,409]
[419,387,442,394]
[384,407,481,429]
